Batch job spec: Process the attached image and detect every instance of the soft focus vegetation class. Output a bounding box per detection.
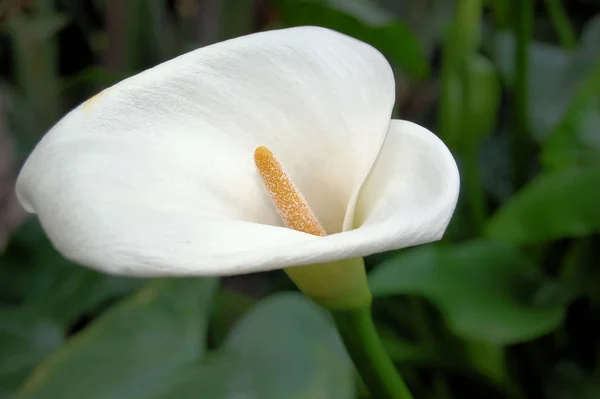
[1,0,599,398]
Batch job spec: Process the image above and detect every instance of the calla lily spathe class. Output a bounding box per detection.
[16,26,459,277]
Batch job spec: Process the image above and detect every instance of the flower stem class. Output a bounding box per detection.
[439,0,483,150]
[331,305,414,399]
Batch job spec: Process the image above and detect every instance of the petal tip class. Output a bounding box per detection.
[14,170,35,214]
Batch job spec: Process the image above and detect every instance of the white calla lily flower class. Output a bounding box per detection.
[16,26,459,279]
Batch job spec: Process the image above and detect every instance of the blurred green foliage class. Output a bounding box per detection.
[1,0,600,398]
[370,240,565,345]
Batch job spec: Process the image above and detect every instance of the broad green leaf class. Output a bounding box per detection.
[16,278,218,399]
[486,168,600,244]
[145,352,261,399]
[0,220,142,325]
[224,293,354,399]
[0,308,63,399]
[141,293,354,399]
[369,241,565,344]
[273,0,430,78]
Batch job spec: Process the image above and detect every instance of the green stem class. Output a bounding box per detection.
[453,0,483,63]
[544,0,576,49]
[332,305,414,399]
[439,0,483,150]
[512,0,534,188]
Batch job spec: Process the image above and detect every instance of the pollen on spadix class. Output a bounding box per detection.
[254,146,327,237]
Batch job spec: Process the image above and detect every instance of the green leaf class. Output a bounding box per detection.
[0,220,142,325]
[224,293,355,399]
[369,241,565,344]
[485,168,600,244]
[140,293,354,399]
[145,352,261,399]
[16,278,218,399]
[273,0,430,79]
[0,308,63,399]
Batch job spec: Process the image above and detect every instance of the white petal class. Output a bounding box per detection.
[351,119,460,248]
[16,27,399,276]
